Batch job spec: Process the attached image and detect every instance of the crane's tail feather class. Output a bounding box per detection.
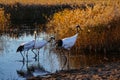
[16,45,24,52]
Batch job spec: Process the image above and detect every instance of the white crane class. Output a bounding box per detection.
[16,30,37,61]
[16,31,55,61]
[16,39,35,60]
[55,25,82,69]
[31,36,55,58]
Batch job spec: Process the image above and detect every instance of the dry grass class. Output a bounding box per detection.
[46,1,120,53]
[0,0,118,5]
[1,0,84,5]
[0,8,9,31]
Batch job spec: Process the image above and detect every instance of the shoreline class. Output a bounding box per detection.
[28,62,120,80]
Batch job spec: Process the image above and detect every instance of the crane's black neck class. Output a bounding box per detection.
[56,39,63,47]
[76,27,79,33]
[76,25,81,33]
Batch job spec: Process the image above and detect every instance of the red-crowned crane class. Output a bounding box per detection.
[16,31,37,61]
[31,36,55,58]
[16,31,55,61]
[55,25,82,70]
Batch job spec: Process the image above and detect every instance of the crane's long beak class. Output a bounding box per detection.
[77,25,82,31]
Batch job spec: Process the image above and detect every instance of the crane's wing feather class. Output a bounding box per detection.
[24,40,35,50]
[34,40,47,49]
[62,34,78,50]
[20,40,35,51]
[21,40,35,46]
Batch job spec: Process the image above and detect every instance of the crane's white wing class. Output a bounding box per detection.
[24,43,35,51]
[21,40,35,46]
[23,40,35,51]
[20,40,35,51]
[62,34,78,50]
[34,40,48,49]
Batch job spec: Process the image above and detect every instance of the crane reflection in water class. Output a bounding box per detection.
[16,54,51,78]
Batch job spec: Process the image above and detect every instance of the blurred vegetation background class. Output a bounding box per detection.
[0,0,120,53]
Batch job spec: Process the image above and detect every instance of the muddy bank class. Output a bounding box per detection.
[28,62,120,80]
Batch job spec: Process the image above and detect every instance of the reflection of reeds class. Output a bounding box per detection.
[0,41,4,50]
[47,1,120,53]
[65,52,120,69]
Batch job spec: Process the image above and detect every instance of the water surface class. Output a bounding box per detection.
[0,32,59,80]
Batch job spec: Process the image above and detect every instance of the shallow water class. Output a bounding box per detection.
[0,31,119,80]
[0,32,60,80]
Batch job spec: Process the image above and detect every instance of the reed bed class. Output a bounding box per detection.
[46,1,120,53]
[0,8,10,32]
[0,0,116,5]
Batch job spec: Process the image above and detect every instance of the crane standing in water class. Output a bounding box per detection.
[31,36,55,59]
[55,25,82,69]
[16,31,37,61]
[16,31,55,61]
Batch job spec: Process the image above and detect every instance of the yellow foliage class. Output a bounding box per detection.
[47,1,120,52]
[0,8,10,31]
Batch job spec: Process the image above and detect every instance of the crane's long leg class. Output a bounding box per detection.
[20,52,25,61]
[37,49,40,62]
[26,51,28,57]
[26,59,28,70]
[61,49,67,70]
[59,49,62,70]
[20,60,25,70]
[31,49,37,58]
[67,50,70,70]
[26,51,29,62]
[23,51,25,56]
[59,49,63,70]
[37,49,40,56]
